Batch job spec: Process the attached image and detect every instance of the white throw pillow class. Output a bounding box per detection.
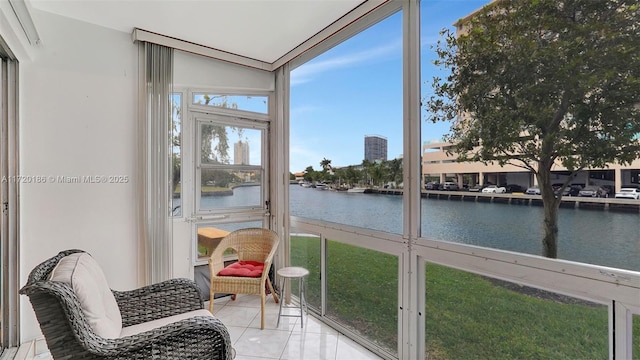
[120,309,213,338]
[49,252,123,339]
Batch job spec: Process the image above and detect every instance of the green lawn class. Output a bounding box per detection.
[290,236,398,351]
[290,235,640,359]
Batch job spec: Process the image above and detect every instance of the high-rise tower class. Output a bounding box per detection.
[234,140,250,165]
[364,135,387,162]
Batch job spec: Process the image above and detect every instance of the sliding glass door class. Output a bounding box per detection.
[0,36,19,352]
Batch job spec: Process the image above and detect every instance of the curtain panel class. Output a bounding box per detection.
[138,42,174,284]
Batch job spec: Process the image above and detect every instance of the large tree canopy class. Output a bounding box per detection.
[427,0,640,258]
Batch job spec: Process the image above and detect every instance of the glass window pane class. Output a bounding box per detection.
[326,240,398,355]
[289,230,321,311]
[199,169,261,210]
[419,1,640,273]
[290,12,403,235]
[425,262,608,359]
[171,93,182,216]
[193,93,268,114]
[200,124,261,166]
[418,199,640,272]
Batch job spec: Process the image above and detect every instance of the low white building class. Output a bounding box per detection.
[423,141,640,191]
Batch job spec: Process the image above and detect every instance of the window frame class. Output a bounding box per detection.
[187,89,271,221]
[191,92,269,116]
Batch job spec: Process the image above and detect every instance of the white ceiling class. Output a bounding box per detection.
[28,0,366,64]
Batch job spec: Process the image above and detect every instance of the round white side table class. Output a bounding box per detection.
[276,266,309,328]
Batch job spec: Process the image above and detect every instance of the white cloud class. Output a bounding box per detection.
[289,105,320,119]
[291,40,400,86]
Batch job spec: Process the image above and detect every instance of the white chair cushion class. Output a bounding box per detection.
[49,252,123,339]
[120,309,213,337]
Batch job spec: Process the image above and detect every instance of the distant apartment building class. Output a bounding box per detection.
[234,140,250,165]
[364,135,387,162]
[422,141,640,192]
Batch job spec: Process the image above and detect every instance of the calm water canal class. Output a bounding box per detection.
[199,185,639,272]
[288,185,640,272]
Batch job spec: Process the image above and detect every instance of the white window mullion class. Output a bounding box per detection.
[402,0,423,359]
[612,301,634,360]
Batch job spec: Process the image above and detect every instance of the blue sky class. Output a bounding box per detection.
[289,0,489,173]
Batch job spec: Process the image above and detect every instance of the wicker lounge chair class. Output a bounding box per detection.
[20,249,234,359]
[208,228,280,329]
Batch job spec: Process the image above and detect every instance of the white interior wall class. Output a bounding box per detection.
[17,9,138,341]
[8,12,278,340]
[174,50,274,91]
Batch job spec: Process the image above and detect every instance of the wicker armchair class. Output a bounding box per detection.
[20,249,234,359]
[208,228,280,329]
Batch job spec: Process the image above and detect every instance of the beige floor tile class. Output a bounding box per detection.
[214,305,261,327]
[280,332,339,360]
[16,300,383,360]
[234,328,292,358]
[334,335,382,360]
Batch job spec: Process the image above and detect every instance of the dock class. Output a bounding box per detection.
[370,188,640,213]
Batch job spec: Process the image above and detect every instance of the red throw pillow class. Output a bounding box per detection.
[218,261,264,278]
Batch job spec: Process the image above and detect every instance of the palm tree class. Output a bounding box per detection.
[369,163,385,188]
[361,159,375,186]
[320,158,332,172]
[303,166,316,184]
[344,166,361,187]
[386,158,403,188]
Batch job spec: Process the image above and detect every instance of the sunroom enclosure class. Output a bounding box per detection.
[284,1,639,359]
[2,0,638,359]
[100,2,639,359]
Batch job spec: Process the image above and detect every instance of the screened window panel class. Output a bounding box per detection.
[424,262,608,359]
[193,93,268,114]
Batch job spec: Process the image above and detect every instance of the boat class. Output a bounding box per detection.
[347,187,366,193]
[315,182,330,190]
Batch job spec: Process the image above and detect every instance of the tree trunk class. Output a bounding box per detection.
[541,198,559,258]
[537,165,560,258]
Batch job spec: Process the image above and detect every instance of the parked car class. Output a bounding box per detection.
[504,184,524,193]
[601,185,614,197]
[562,185,582,196]
[441,181,459,191]
[567,185,583,197]
[552,184,581,197]
[525,186,541,195]
[614,188,640,200]
[578,185,609,198]
[468,184,483,192]
[425,182,440,190]
[482,185,506,194]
